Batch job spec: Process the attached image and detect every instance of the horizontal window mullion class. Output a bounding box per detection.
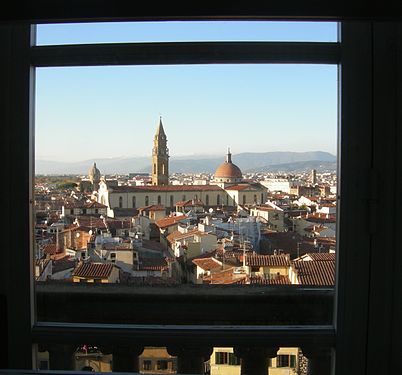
[32,322,335,347]
[30,41,340,67]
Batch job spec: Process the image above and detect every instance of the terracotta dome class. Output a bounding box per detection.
[214,148,242,180]
[214,161,242,178]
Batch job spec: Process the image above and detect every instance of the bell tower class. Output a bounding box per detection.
[151,117,169,186]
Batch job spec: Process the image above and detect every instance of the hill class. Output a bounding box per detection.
[35,151,336,175]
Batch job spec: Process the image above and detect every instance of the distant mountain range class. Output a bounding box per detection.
[35,151,337,175]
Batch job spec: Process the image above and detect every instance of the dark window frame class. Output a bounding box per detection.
[1,15,401,375]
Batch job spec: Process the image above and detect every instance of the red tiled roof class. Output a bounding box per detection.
[304,252,336,261]
[204,268,247,284]
[64,200,107,209]
[111,185,223,192]
[192,257,222,271]
[155,214,187,229]
[224,184,250,191]
[138,204,166,212]
[138,257,168,271]
[175,199,204,207]
[304,213,336,223]
[253,205,280,212]
[72,263,115,278]
[247,275,291,285]
[292,260,335,286]
[166,228,205,243]
[84,201,107,209]
[246,254,290,267]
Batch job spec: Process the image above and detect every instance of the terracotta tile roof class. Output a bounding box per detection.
[111,185,223,192]
[73,217,108,230]
[155,214,188,229]
[304,213,336,223]
[204,268,247,284]
[292,260,335,286]
[84,201,107,209]
[247,275,291,285]
[224,184,250,191]
[304,252,336,261]
[138,204,166,212]
[166,228,206,243]
[72,263,115,278]
[192,257,222,271]
[246,254,291,267]
[253,205,280,212]
[175,199,204,207]
[64,200,107,209]
[138,257,168,271]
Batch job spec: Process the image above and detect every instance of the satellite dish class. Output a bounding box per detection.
[76,232,80,238]
[209,208,214,213]
[89,230,93,235]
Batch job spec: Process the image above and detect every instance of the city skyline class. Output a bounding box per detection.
[35,22,337,163]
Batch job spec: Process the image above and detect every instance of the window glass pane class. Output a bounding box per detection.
[36,21,337,45]
[34,24,337,326]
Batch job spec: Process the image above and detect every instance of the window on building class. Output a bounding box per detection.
[145,195,149,206]
[276,354,296,368]
[142,359,152,370]
[157,195,161,204]
[170,195,174,207]
[156,360,168,370]
[118,196,123,208]
[132,196,136,208]
[215,351,240,365]
[215,351,229,364]
[205,194,209,206]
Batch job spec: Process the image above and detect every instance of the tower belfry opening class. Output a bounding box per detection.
[151,117,169,186]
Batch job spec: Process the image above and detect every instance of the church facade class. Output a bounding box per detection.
[96,118,267,217]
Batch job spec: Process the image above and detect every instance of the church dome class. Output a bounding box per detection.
[88,162,101,182]
[214,149,242,180]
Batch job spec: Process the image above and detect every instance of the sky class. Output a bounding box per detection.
[35,21,338,162]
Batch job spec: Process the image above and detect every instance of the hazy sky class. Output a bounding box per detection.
[35,21,338,162]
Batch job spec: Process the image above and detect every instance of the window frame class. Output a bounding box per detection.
[1,16,401,375]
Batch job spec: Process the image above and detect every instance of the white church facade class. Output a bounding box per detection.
[96,118,267,216]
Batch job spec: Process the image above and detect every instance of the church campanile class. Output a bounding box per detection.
[151,117,169,186]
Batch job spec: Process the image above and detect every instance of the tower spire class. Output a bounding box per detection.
[156,116,166,138]
[152,117,169,186]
